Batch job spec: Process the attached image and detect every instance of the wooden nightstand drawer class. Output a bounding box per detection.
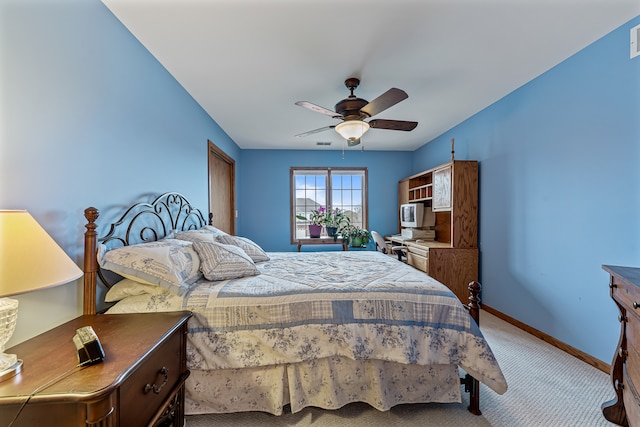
[120,328,183,425]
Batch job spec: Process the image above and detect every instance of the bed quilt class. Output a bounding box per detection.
[110,251,507,395]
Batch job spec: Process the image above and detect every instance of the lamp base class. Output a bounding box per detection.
[0,359,23,382]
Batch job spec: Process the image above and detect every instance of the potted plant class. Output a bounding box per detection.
[296,207,326,238]
[342,225,371,248]
[324,208,350,238]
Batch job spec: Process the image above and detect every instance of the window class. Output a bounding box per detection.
[290,167,368,242]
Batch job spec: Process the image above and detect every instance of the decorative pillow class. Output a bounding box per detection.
[215,234,270,262]
[192,241,259,281]
[104,278,166,302]
[161,230,176,240]
[201,225,229,236]
[175,229,218,243]
[175,225,228,243]
[98,239,202,296]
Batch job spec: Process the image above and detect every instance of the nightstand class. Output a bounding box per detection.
[0,311,191,427]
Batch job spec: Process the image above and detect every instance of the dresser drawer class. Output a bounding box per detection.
[120,328,183,425]
[407,252,428,272]
[612,275,640,313]
[624,365,640,427]
[407,245,428,272]
[408,245,429,258]
[627,319,640,394]
[407,254,426,272]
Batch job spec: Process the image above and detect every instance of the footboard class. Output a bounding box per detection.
[464,280,482,415]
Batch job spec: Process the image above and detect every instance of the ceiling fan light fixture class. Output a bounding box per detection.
[335,120,370,142]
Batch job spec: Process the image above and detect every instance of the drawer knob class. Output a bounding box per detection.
[634,302,640,310]
[144,367,169,395]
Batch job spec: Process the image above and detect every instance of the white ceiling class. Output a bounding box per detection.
[101,0,640,151]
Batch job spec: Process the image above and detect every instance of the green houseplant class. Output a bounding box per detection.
[342,225,371,248]
[324,208,350,238]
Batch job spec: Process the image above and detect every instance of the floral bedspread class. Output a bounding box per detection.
[176,251,507,395]
[108,251,507,397]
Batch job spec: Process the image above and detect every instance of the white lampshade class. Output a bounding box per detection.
[335,120,370,142]
[0,210,83,380]
[0,210,83,297]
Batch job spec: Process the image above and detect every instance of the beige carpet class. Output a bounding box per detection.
[185,311,616,426]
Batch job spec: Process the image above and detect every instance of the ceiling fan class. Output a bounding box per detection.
[295,78,418,147]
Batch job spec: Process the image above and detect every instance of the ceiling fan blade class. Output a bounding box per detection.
[360,88,408,117]
[295,101,342,118]
[295,125,335,138]
[369,119,418,131]
[347,138,361,147]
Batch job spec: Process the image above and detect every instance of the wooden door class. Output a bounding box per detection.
[208,140,235,234]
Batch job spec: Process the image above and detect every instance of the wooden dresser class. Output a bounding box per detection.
[603,265,640,427]
[0,312,191,427]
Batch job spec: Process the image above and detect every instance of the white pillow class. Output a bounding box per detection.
[174,229,217,243]
[201,225,228,236]
[215,234,270,262]
[105,292,183,314]
[98,239,202,296]
[105,278,166,302]
[175,224,229,243]
[192,241,259,281]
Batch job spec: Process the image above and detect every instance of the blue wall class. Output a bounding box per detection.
[1,0,240,346]
[413,16,640,362]
[237,149,414,251]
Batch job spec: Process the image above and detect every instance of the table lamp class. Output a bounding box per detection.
[0,210,83,381]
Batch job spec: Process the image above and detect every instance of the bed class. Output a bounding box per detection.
[81,192,507,417]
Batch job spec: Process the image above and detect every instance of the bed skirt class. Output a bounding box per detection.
[185,356,462,415]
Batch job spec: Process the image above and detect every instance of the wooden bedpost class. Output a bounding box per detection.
[468,281,481,326]
[467,280,482,415]
[83,207,99,316]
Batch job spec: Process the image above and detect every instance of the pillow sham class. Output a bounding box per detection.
[175,229,217,243]
[105,292,183,314]
[105,278,165,302]
[192,241,259,281]
[215,234,270,262]
[174,224,228,243]
[98,239,202,296]
[201,225,228,236]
